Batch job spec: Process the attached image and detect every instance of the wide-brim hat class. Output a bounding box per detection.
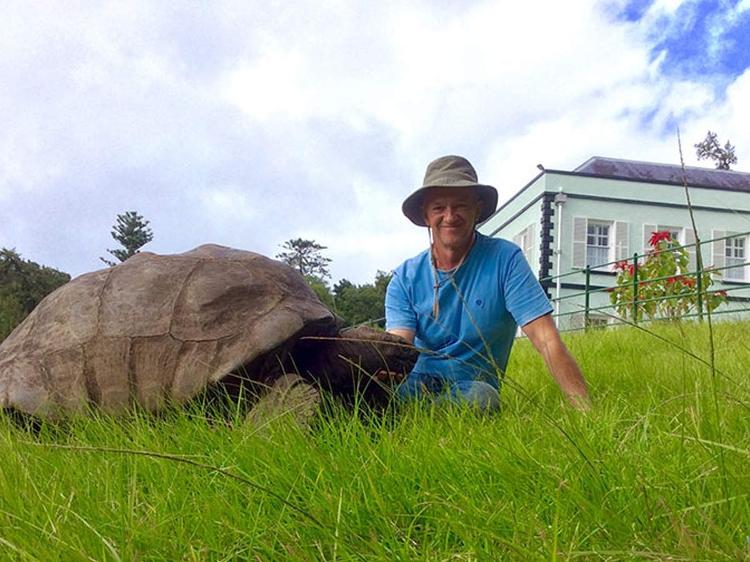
[402,155,498,227]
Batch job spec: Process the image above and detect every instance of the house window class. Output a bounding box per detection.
[657,225,682,243]
[725,236,746,281]
[518,226,533,263]
[573,217,628,271]
[513,225,534,266]
[518,229,530,261]
[586,221,610,268]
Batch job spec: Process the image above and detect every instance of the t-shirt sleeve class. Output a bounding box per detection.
[502,247,553,327]
[385,272,417,332]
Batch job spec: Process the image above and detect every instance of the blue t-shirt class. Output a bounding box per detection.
[385,233,552,387]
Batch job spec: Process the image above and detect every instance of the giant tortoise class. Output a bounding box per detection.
[0,245,417,419]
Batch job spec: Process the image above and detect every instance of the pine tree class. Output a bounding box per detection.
[275,238,332,281]
[694,131,738,170]
[100,211,154,266]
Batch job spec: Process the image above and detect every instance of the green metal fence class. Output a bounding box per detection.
[541,230,750,333]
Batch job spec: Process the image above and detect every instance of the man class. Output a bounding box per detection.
[384,155,590,411]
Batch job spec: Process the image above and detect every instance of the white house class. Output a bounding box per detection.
[478,157,750,329]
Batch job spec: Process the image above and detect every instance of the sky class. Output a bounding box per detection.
[1,0,749,285]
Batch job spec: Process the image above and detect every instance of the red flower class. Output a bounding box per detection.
[649,231,673,247]
[627,264,635,276]
[613,260,629,272]
[716,290,728,298]
[666,276,678,284]
[683,277,696,288]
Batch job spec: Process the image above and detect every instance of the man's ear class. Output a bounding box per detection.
[473,197,483,224]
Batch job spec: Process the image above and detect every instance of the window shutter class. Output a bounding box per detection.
[572,217,587,268]
[614,221,630,261]
[526,225,535,263]
[712,230,725,271]
[684,228,696,274]
[643,224,657,254]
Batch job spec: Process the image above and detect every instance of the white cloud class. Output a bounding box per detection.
[222,51,309,121]
[0,0,748,284]
[650,0,689,13]
[200,187,257,222]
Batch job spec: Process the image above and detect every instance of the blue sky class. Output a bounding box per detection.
[633,0,750,77]
[1,0,748,284]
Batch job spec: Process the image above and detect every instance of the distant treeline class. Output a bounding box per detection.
[308,271,390,329]
[0,249,70,341]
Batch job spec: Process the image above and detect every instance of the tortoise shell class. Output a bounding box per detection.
[0,245,344,417]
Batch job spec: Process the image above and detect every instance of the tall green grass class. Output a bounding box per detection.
[1,321,749,560]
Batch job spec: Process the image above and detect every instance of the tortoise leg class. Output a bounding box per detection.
[244,373,321,429]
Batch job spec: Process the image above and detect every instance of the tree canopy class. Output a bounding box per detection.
[694,131,738,170]
[332,270,391,328]
[101,211,154,266]
[0,248,70,341]
[276,238,332,281]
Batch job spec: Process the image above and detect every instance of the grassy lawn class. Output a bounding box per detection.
[1,321,749,560]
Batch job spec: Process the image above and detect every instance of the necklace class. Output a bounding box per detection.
[429,233,475,319]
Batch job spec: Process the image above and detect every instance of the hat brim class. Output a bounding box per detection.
[402,182,498,227]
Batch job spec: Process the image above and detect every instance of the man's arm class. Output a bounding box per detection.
[386,328,415,344]
[521,314,590,410]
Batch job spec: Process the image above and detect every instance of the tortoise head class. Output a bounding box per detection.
[290,326,418,404]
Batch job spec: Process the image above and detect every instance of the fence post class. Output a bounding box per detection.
[584,266,591,330]
[632,253,639,324]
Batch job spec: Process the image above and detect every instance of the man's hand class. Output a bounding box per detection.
[521,314,591,410]
[371,329,416,385]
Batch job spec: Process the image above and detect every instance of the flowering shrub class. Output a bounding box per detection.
[608,231,727,321]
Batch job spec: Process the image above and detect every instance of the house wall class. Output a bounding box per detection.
[549,172,750,276]
[481,173,546,236]
[480,170,750,330]
[547,173,750,329]
[478,174,546,276]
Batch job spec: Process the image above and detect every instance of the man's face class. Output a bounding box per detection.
[422,188,481,250]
